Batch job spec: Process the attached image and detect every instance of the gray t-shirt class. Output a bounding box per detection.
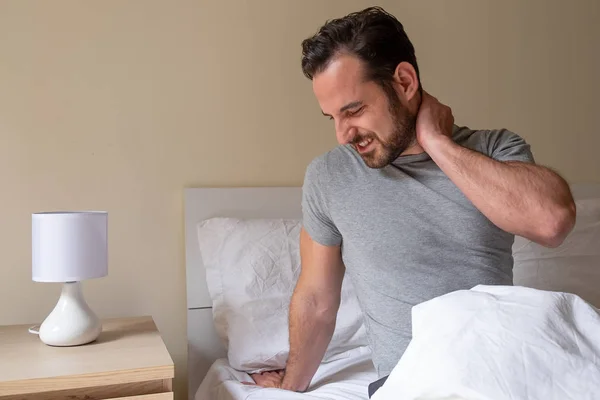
[301,125,535,377]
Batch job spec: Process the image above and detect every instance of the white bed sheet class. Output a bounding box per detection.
[195,346,377,400]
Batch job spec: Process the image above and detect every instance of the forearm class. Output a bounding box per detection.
[282,288,337,392]
[425,136,576,247]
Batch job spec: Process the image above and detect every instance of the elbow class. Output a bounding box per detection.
[311,292,341,326]
[314,297,340,325]
[294,287,340,325]
[538,201,576,248]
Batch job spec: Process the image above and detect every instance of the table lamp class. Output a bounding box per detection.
[32,211,108,346]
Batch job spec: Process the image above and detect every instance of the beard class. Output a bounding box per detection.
[354,85,417,169]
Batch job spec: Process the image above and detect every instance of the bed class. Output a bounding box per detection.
[185,184,600,400]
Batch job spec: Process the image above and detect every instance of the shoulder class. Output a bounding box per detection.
[452,125,529,154]
[452,125,534,162]
[304,145,362,183]
[451,125,489,151]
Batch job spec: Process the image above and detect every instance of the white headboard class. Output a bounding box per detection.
[184,187,302,399]
[570,183,600,200]
[184,183,600,399]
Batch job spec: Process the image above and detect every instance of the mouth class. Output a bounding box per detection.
[354,137,375,154]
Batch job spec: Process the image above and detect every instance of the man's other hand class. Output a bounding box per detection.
[415,91,454,153]
[242,369,285,389]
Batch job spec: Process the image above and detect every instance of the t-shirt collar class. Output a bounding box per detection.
[391,125,461,166]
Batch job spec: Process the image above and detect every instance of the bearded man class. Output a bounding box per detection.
[248,6,576,398]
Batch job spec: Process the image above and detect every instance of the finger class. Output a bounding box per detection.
[241,381,256,386]
[419,91,437,108]
[423,90,437,100]
[428,93,440,104]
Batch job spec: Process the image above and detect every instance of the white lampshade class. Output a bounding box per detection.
[32,211,108,283]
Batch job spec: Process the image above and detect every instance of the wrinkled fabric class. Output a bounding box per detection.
[373,285,600,400]
[195,346,376,400]
[197,217,368,373]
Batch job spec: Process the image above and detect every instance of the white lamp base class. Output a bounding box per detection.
[39,281,102,346]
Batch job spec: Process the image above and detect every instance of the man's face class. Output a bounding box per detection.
[313,54,417,168]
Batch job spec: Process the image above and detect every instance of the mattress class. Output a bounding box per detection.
[195,346,378,400]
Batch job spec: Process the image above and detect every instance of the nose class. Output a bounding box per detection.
[335,119,356,145]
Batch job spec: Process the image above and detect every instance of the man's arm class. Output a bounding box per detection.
[427,139,575,247]
[416,92,576,248]
[281,227,345,391]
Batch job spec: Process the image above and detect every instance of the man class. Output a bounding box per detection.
[248,6,576,397]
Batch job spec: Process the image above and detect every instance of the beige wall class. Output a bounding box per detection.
[0,0,598,398]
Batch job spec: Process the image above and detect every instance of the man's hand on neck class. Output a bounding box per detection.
[415,91,455,154]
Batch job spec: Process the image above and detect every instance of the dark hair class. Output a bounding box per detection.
[301,6,420,88]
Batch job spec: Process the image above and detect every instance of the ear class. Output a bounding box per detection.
[393,62,419,102]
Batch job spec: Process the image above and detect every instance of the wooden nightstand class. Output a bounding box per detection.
[0,316,174,400]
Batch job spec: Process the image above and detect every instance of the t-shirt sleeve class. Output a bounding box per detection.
[301,157,342,247]
[483,129,535,163]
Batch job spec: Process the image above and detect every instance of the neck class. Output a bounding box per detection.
[399,141,425,156]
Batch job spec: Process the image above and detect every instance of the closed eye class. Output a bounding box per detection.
[347,106,365,117]
[322,111,334,120]
[322,105,365,121]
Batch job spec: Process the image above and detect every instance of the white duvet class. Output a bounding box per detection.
[195,346,377,400]
[373,285,600,400]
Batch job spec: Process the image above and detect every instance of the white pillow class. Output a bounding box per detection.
[197,217,368,373]
[513,198,600,307]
